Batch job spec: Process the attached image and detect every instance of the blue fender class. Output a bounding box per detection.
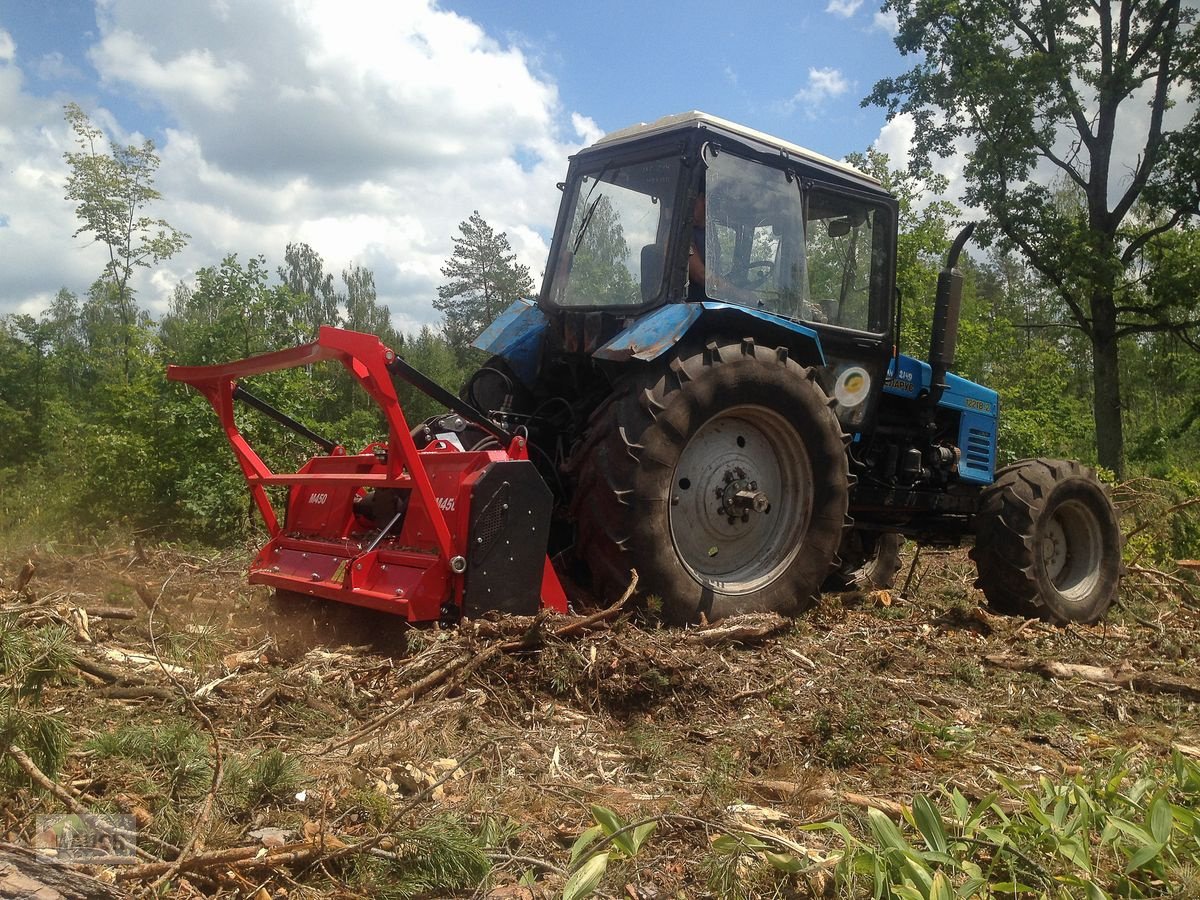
[593,302,826,367]
[471,299,548,386]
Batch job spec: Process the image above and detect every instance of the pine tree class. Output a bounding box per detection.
[434,211,534,360]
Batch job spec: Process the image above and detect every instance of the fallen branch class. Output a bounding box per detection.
[82,606,138,620]
[3,744,171,860]
[114,842,322,882]
[0,843,122,900]
[683,613,789,646]
[325,571,638,754]
[984,654,1200,700]
[738,778,909,818]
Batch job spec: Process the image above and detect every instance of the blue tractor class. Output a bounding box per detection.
[456,112,1122,625]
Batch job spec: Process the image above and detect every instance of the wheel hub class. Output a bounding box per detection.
[717,470,770,522]
[668,405,811,594]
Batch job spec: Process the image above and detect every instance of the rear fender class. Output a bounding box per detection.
[592,302,826,367]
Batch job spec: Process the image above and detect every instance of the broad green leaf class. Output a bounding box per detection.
[629,821,657,855]
[913,795,949,854]
[569,825,603,866]
[1149,793,1174,844]
[868,808,912,854]
[799,820,855,846]
[1056,836,1092,873]
[949,788,969,824]
[1107,816,1154,846]
[589,805,632,856]
[930,871,954,900]
[711,833,768,854]
[590,805,623,837]
[968,792,1000,830]
[562,851,609,900]
[1125,840,1166,873]
[764,850,806,873]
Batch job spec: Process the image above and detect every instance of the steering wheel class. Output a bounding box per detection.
[726,259,775,291]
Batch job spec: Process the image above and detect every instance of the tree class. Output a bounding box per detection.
[435,211,534,360]
[278,242,339,337]
[868,0,1200,476]
[560,196,638,306]
[62,103,188,382]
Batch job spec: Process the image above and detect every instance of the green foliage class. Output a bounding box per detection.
[349,815,491,899]
[0,617,74,786]
[867,1,1200,475]
[563,805,657,900]
[89,720,213,802]
[434,210,534,362]
[777,752,1200,898]
[220,747,303,814]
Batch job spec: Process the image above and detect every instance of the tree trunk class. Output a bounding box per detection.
[1091,290,1124,477]
[0,844,122,899]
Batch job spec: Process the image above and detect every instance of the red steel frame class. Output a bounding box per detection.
[167,326,567,620]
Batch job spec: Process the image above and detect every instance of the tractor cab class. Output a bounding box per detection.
[542,111,897,342]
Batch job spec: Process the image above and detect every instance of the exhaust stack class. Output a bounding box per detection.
[928,223,975,408]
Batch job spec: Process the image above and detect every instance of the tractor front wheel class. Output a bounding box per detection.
[970,458,1121,624]
[823,531,904,593]
[573,337,849,623]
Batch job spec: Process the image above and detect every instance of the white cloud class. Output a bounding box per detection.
[0,0,598,332]
[0,29,15,64]
[791,67,851,110]
[90,29,250,111]
[873,10,900,35]
[825,0,864,17]
[873,113,916,171]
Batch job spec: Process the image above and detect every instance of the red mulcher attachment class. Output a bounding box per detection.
[167,326,568,622]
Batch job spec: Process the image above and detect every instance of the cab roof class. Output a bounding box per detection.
[588,111,882,189]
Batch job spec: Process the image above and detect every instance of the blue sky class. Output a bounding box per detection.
[0,0,913,328]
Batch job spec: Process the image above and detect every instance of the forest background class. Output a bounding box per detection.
[2,0,1200,563]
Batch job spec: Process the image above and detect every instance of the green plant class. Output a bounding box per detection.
[562,805,657,900]
[221,746,303,815]
[0,617,74,785]
[705,830,816,899]
[781,751,1200,898]
[349,815,491,899]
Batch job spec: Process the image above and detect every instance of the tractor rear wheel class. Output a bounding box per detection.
[970,458,1121,624]
[823,531,904,592]
[572,337,849,623]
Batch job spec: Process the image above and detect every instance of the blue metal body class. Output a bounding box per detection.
[471,299,548,386]
[474,301,998,486]
[884,355,999,484]
[591,302,825,366]
[475,299,826,376]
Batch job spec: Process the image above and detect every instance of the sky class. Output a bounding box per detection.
[0,0,921,331]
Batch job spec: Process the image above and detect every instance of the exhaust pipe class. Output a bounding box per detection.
[928,222,975,408]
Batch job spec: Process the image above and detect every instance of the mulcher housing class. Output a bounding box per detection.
[167,327,567,622]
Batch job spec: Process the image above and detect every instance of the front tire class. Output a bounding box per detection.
[970,458,1121,624]
[572,337,849,623]
[823,531,904,592]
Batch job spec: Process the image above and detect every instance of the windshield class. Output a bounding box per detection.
[549,156,680,307]
[700,149,889,331]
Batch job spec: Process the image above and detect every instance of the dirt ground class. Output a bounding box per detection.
[1,540,1198,898]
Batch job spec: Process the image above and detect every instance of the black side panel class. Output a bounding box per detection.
[462,460,553,617]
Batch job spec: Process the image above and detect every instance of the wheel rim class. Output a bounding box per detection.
[1040,499,1103,602]
[668,405,811,594]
